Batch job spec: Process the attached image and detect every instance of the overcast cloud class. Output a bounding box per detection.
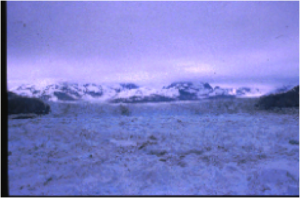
[7,1,299,88]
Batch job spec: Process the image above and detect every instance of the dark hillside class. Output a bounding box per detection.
[255,86,299,110]
[8,91,50,115]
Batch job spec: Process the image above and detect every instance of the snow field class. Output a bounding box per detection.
[8,99,299,195]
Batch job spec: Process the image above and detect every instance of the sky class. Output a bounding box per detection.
[7,1,299,88]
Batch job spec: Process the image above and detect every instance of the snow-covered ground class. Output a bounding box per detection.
[8,98,299,195]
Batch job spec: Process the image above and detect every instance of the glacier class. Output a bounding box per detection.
[7,97,299,195]
[8,98,300,195]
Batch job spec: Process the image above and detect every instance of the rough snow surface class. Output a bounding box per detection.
[8,99,299,195]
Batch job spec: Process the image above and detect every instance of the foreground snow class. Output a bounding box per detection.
[8,99,299,195]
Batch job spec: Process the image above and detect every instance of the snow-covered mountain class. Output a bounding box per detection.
[208,86,262,98]
[9,81,263,103]
[13,83,103,101]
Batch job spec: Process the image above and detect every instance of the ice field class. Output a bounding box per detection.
[8,98,299,195]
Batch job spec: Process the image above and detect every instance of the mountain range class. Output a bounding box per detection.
[9,81,264,103]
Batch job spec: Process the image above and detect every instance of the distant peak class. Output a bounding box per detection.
[164,81,212,90]
[120,83,139,89]
[203,83,213,90]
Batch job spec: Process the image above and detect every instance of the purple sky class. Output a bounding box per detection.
[7,1,299,88]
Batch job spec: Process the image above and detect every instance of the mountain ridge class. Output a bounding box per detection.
[9,81,264,103]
